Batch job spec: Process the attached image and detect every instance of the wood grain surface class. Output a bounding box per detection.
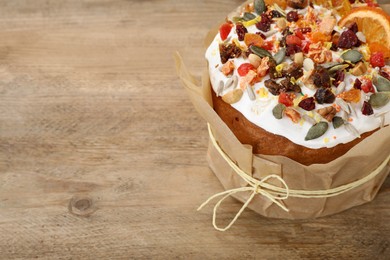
[0,0,389,259]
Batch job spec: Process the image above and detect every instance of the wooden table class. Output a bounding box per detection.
[0,0,389,258]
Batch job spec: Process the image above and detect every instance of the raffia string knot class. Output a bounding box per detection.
[199,123,390,231]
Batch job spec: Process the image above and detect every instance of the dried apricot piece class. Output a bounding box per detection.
[338,88,361,103]
[244,33,264,48]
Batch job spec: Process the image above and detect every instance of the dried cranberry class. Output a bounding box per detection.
[362,101,374,116]
[298,97,316,111]
[370,52,385,68]
[256,32,267,39]
[348,22,358,34]
[296,27,312,34]
[337,29,358,49]
[236,23,247,41]
[256,13,272,32]
[286,44,302,56]
[353,78,362,90]
[312,67,331,88]
[271,10,282,18]
[286,11,299,22]
[361,79,375,93]
[379,70,390,81]
[333,70,345,87]
[314,88,335,104]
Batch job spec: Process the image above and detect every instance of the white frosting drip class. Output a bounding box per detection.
[206,5,390,149]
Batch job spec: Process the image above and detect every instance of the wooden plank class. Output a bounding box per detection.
[0,0,389,259]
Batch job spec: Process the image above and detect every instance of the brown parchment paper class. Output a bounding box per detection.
[175,2,390,219]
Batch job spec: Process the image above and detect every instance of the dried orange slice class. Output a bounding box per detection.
[339,7,390,50]
[368,42,390,59]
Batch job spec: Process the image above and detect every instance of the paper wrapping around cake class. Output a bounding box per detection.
[175,2,390,220]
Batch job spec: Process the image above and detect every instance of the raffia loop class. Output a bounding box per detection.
[200,123,390,231]
[197,175,289,232]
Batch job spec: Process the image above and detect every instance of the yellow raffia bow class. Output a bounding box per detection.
[198,123,390,231]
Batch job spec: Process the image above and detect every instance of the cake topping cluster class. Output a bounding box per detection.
[211,0,389,143]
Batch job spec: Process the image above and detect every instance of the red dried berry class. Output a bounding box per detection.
[370,52,385,68]
[256,13,272,32]
[348,22,358,34]
[237,63,255,76]
[337,29,358,49]
[361,79,375,93]
[362,101,374,116]
[286,44,302,56]
[219,23,233,41]
[278,92,294,107]
[286,35,302,46]
[256,32,267,39]
[333,70,345,87]
[286,11,299,22]
[353,78,362,90]
[380,70,390,81]
[262,41,274,51]
[271,10,282,18]
[298,97,316,111]
[236,23,247,41]
[295,30,305,40]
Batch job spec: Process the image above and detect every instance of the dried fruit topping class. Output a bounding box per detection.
[296,27,312,34]
[256,13,272,32]
[338,88,361,103]
[379,70,390,81]
[237,63,255,76]
[236,23,248,41]
[244,33,264,48]
[305,122,328,141]
[286,11,299,22]
[314,88,336,104]
[283,62,304,79]
[286,35,302,46]
[278,92,294,107]
[361,101,374,116]
[361,79,375,93]
[347,22,358,34]
[219,44,242,64]
[271,10,282,18]
[287,0,309,9]
[219,23,233,41]
[272,103,286,119]
[312,66,331,88]
[264,79,283,95]
[280,78,302,93]
[353,78,362,90]
[221,60,235,76]
[370,52,385,68]
[286,44,302,56]
[337,29,358,49]
[333,70,345,87]
[285,107,301,123]
[298,97,316,111]
[317,106,337,122]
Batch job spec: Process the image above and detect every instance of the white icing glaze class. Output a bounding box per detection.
[206,4,390,149]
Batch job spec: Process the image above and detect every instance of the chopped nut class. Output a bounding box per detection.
[276,18,287,30]
[317,106,337,122]
[349,61,367,76]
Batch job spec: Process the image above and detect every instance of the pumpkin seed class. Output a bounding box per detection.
[254,0,266,15]
[332,116,344,129]
[305,122,329,141]
[323,62,341,69]
[243,12,256,21]
[273,48,286,65]
[345,123,361,138]
[341,50,362,64]
[328,64,349,73]
[222,88,243,104]
[246,84,256,100]
[249,45,274,61]
[232,16,245,23]
[373,74,390,92]
[272,103,286,119]
[368,92,390,108]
